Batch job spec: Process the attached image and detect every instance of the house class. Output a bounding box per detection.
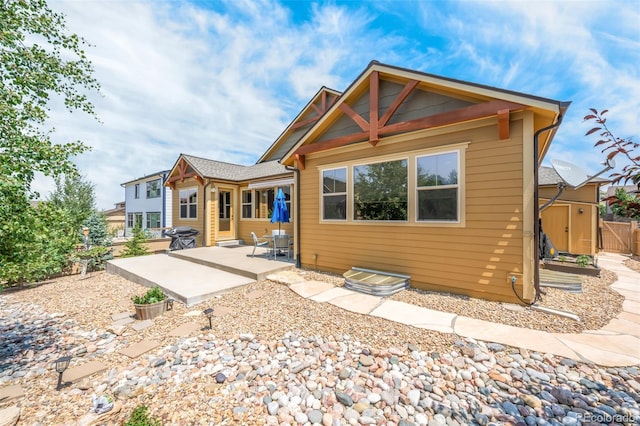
[538,166,606,255]
[103,201,126,236]
[165,156,294,247]
[168,61,570,303]
[121,171,172,237]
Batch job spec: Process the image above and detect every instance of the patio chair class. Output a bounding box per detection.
[273,234,290,260]
[250,232,270,257]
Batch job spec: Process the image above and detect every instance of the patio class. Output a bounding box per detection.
[106,245,295,306]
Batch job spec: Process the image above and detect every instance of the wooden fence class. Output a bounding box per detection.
[600,220,638,254]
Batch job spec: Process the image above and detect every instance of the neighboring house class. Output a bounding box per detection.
[122,171,172,237]
[103,201,126,236]
[168,61,570,304]
[538,166,606,255]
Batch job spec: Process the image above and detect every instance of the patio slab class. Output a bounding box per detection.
[64,360,107,383]
[0,384,24,404]
[107,253,256,306]
[169,322,201,337]
[119,340,160,358]
[290,281,335,298]
[130,320,154,331]
[309,287,354,303]
[327,292,383,315]
[371,300,456,334]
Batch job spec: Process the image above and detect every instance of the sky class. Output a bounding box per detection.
[33,0,640,209]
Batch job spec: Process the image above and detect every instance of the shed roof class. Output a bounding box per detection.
[538,165,608,186]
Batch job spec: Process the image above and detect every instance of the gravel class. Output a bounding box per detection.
[0,262,632,424]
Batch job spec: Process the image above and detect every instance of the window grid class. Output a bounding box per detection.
[179,188,197,219]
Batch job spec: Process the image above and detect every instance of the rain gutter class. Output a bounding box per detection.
[532,114,564,302]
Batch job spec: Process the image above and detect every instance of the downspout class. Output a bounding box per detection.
[285,165,301,268]
[203,180,211,247]
[161,173,167,229]
[532,113,564,303]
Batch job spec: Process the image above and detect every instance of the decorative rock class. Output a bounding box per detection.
[215,372,226,383]
[336,391,353,407]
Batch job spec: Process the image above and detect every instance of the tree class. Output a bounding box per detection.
[0,0,99,286]
[48,174,96,233]
[120,226,150,258]
[608,187,640,220]
[585,108,639,190]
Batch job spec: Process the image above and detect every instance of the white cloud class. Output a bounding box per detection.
[33,0,638,209]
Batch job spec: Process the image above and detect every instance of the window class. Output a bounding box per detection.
[322,168,347,220]
[354,159,407,221]
[416,151,459,221]
[134,213,143,228]
[179,188,197,219]
[127,213,134,228]
[147,212,161,229]
[241,186,293,219]
[134,184,140,199]
[146,179,161,198]
[241,190,252,218]
[319,145,465,225]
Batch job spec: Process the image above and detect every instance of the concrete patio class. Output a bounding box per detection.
[106,245,294,306]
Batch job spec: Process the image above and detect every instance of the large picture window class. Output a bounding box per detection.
[179,188,197,219]
[416,152,459,221]
[354,159,407,221]
[146,179,161,198]
[322,168,347,220]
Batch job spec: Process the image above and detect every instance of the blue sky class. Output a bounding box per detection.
[38,0,639,209]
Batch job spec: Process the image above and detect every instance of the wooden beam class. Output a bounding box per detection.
[379,79,419,126]
[294,100,525,157]
[294,154,305,170]
[290,114,321,130]
[339,103,369,132]
[295,131,368,156]
[381,100,525,136]
[369,71,379,146]
[497,109,510,140]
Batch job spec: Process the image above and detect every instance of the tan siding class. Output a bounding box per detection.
[539,183,599,204]
[299,120,527,303]
[171,179,206,247]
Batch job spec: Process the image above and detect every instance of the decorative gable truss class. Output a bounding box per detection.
[293,71,525,170]
[290,90,340,132]
[166,157,204,189]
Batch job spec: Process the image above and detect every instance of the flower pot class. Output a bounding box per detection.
[134,300,167,320]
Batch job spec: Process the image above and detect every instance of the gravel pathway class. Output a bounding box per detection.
[0,265,638,425]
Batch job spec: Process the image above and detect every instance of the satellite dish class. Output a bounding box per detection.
[551,158,615,189]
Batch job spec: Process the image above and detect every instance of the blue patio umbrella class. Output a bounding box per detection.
[270,188,290,233]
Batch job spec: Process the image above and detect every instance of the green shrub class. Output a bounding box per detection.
[132,286,166,305]
[124,405,162,426]
[576,255,591,268]
[120,226,150,258]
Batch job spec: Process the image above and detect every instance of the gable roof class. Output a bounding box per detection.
[281,61,570,167]
[166,153,290,188]
[258,86,342,163]
[121,170,170,187]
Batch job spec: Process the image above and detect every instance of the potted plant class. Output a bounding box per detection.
[132,286,167,320]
